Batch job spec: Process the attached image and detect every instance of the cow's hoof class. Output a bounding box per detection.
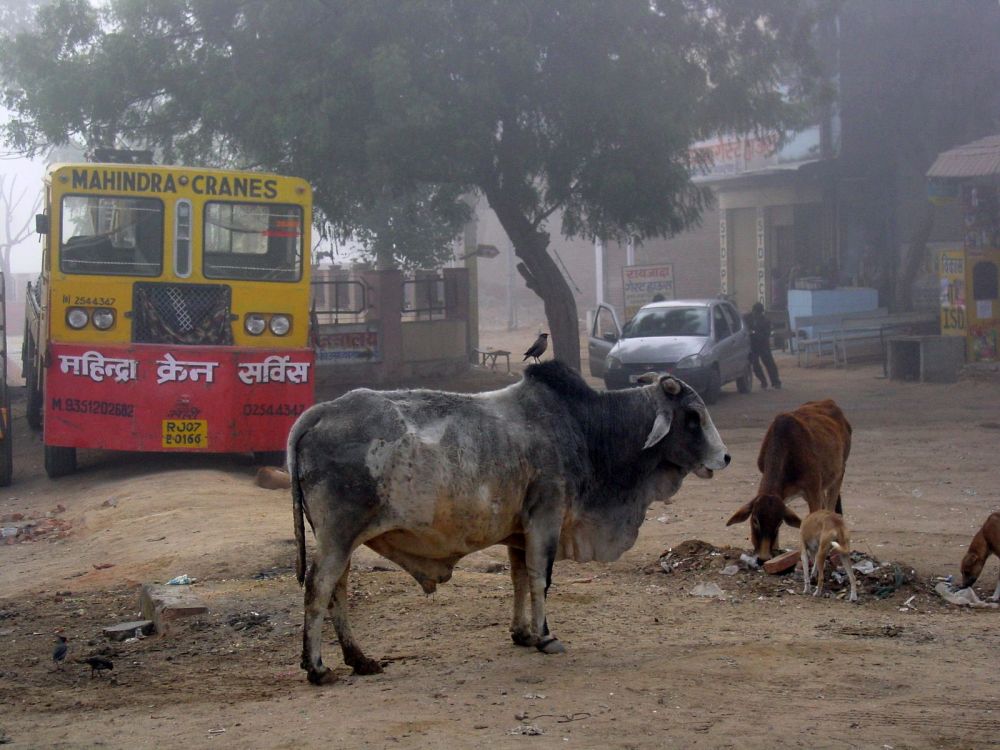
[307,667,337,686]
[511,629,534,648]
[350,657,383,676]
[536,636,565,654]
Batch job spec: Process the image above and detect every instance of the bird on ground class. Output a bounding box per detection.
[83,655,114,678]
[523,333,549,363]
[52,635,68,670]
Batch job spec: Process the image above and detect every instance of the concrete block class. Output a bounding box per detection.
[103,620,155,641]
[763,548,800,575]
[140,584,208,634]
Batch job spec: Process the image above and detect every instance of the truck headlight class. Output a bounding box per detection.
[269,314,291,336]
[245,314,267,335]
[607,356,623,370]
[92,308,115,330]
[66,307,89,330]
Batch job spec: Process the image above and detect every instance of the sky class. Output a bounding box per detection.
[0,146,45,274]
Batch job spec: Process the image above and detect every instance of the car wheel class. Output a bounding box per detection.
[702,367,721,404]
[736,365,753,394]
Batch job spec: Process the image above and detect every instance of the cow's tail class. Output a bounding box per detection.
[288,408,323,586]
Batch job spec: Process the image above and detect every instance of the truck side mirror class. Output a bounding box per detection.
[603,332,618,343]
[35,214,49,235]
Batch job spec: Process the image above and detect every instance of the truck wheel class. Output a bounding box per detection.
[23,333,43,431]
[253,451,286,468]
[44,445,77,479]
[0,398,12,487]
[701,367,722,405]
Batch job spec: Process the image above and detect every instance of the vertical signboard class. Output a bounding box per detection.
[622,264,675,320]
[756,207,767,305]
[939,250,966,336]
[719,215,728,295]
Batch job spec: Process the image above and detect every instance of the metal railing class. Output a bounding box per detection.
[402,276,453,320]
[310,279,367,325]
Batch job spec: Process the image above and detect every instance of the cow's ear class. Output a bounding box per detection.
[783,506,802,528]
[636,371,660,385]
[642,411,673,450]
[726,501,753,526]
[660,376,682,396]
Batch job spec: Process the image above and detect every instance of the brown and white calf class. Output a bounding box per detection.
[798,509,859,602]
[727,399,852,563]
[960,512,1000,601]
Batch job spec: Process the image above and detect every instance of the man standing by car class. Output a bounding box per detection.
[745,302,781,390]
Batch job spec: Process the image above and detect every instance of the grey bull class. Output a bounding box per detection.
[289,361,730,685]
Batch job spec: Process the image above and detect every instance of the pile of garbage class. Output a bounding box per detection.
[1,506,72,545]
[653,539,917,601]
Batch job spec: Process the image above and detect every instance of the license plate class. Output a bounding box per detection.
[162,419,208,449]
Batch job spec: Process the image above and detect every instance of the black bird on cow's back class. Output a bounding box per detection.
[83,655,114,678]
[52,634,68,670]
[523,332,549,363]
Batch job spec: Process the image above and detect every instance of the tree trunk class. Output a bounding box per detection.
[487,194,582,371]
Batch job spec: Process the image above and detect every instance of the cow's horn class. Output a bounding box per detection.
[660,376,682,396]
[643,410,673,450]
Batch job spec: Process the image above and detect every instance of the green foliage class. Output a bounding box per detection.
[1,0,824,273]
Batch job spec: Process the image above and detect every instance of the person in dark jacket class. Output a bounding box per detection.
[745,302,781,389]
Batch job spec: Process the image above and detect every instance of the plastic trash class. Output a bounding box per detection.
[934,582,998,609]
[720,564,740,576]
[739,553,759,569]
[852,560,878,575]
[690,582,725,598]
[166,574,193,585]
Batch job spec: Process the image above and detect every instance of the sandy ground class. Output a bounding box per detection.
[1,328,999,749]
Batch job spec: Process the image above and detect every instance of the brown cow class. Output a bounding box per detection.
[255,466,291,490]
[959,512,1000,601]
[726,399,852,563]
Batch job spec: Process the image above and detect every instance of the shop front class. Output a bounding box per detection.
[929,135,1000,362]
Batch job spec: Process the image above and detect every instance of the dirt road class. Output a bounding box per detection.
[1,338,998,749]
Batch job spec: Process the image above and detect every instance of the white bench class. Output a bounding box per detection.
[793,309,888,366]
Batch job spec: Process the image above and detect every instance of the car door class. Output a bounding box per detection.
[588,303,622,378]
[721,302,750,380]
[710,303,735,381]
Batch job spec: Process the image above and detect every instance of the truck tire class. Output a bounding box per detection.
[23,328,43,431]
[253,451,286,468]
[44,445,76,479]
[0,397,12,487]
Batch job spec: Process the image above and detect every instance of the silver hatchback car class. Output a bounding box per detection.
[588,299,753,403]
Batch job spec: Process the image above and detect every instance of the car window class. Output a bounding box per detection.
[722,303,742,333]
[622,307,709,338]
[713,305,732,340]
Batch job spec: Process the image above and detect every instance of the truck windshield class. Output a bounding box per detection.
[203,202,302,282]
[60,195,164,276]
[622,307,710,338]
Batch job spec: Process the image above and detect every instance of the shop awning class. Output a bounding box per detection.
[927,134,1000,179]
